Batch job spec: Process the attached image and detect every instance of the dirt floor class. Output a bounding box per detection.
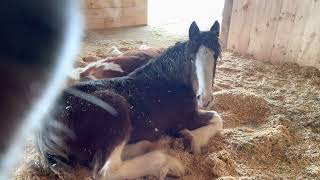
[12,25,320,180]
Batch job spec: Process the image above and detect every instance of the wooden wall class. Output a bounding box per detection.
[221,0,320,70]
[84,0,148,30]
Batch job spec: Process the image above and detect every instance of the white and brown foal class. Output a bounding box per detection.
[68,46,165,85]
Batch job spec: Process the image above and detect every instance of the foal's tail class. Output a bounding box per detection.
[36,115,75,176]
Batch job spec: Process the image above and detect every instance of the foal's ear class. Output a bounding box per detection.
[210,20,220,37]
[189,21,200,41]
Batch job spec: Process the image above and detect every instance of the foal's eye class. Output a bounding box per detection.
[197,95,200,99]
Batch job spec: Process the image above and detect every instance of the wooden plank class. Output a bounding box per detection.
[227,0,241,51]
[91,0,140,9]
[91,0,113,8]
[285,0,314,63]
[121,0,136,8]
[236,0,256,55]
[247,0,267,59]
[86,8,122,20]
[220,0,234,49]
[270,0,297,63]
[248,0,283,61]
[85,0,92,8]
[87,18,104,30]
[105,17,147,29]
[122,6,147,17]
[297,0,320,68]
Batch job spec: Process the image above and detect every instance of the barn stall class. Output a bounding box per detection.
[13,0,320,179]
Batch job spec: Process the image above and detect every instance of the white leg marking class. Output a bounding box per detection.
[122,140,158,160]
[99,142,184,180]
[181,111,223,154]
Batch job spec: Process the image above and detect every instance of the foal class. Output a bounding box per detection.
[68,47,165,85]
[37,21,222,179]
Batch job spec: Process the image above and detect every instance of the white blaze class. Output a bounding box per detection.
[195,45,215,108]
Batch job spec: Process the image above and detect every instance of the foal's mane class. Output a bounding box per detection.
[129,40,193,84]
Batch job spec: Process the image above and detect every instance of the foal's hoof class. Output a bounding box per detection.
[159,155,185,180]
[179,129,201,154]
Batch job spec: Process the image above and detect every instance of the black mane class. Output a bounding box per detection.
[129,41,194,85]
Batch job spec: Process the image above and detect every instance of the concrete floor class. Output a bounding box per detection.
[85,24,188,47]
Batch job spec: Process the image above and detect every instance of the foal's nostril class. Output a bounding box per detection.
[197,95,200,99]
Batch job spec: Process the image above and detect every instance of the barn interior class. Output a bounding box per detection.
[12,0,320,179]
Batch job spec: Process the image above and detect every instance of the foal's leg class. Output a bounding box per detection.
[122,140,158,160]
[99,141,184,180]
[180,110,223,154]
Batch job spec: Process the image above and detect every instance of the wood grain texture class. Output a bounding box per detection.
[86,0,147,30]
[227,0,241,51]
[227,0,256,54]
[270,0,297,63]
[297,0,320,69]
[285,0,314,63]
[237,0,256,55]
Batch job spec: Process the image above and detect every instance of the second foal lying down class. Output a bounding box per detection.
[68,47,165,85]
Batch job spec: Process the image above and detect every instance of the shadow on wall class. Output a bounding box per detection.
[148,0,225,30]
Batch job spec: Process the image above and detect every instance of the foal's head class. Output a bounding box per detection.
[187,21,221,108]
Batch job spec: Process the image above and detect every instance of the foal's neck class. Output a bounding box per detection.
[130,41,192,85]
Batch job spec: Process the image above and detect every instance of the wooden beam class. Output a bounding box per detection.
[248,0,283,61]
[285,0,313,64]
[227,0,256,55]
[270,0,297,63]
[221,0,233,50]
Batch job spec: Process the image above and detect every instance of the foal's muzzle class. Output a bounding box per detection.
[197,93,213,109]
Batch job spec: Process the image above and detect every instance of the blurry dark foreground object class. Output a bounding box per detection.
[0,0,83,178]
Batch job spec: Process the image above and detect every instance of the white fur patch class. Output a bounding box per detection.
[139,44,151,50]
[110,46,123,56]
[99,141,124,177]
[68,67,82,80]
[180,111,223,154]
[68,59,124,81]
[98,142,184,180]
[100,62,124,73]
